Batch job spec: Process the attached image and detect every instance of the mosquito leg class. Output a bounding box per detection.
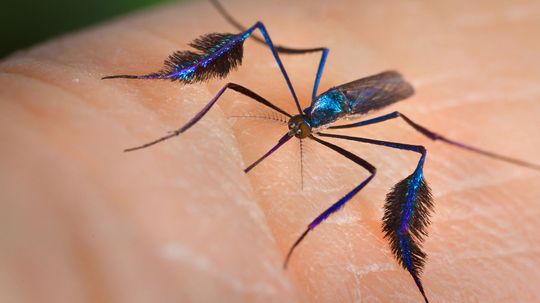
[310,48,330,101]
[239,22,303,114]
[329,111,540,170]
[210,0,329,101]
[124,82,291,152]
[244,132,293,173]
[317,132,426,161]
[105,17,311,115]
[284,135,376,268]
[316,132,432,303]
[210,0,323,55]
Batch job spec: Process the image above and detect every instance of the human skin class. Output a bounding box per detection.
[1,0,540,302]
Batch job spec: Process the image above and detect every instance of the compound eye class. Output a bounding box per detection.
[289,122,296,129]
[296,129,302,134]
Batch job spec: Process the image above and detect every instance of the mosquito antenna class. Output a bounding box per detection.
[229,111,289,125]
[300,139,305,190]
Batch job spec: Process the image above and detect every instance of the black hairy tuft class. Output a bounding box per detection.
[382,172,433,275]
[104,32,245,83]
[157,33,244,83]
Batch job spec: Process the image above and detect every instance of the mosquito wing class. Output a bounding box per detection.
[338,70,414,115]
[308,71,414,128]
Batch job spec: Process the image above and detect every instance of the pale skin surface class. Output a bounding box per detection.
[1,0,540,302]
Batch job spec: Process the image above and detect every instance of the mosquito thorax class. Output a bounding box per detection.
[288,115,311,139]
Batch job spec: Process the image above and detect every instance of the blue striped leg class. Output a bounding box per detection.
[124,83,291,152]
[317,132,431,303]
[329,111,540,171]
[242,22,304,114]
[210,0,330,101]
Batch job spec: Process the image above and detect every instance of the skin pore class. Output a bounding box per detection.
[1,0,539,302]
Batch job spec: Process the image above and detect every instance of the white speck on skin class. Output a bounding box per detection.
[72,78,80,83]
[347,263,363,303]
[327,212,359,225]
[347,262,397,279]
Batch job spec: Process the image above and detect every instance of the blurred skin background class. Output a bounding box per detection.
[1,0,177,58]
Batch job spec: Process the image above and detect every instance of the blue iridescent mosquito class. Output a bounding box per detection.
[103,1,540,302]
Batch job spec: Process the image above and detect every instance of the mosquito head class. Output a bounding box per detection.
[288,115,311,139]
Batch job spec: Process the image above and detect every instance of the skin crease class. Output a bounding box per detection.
[1,0,540,302]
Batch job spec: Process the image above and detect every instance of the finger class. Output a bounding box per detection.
[1,0,540,303]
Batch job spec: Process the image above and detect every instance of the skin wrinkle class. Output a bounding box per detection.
[188,90,290,293]
[436,253,540,298]
[160,243,281,295]
[436,173,533,197]
[0,69,92,108]
[0,58,153,121]
[3,105,152,303]
[0,75,111,146]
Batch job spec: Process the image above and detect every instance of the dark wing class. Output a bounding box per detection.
[103,33,245,84]
[330,70,414,116]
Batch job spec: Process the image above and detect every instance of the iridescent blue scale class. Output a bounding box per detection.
[307,71,414,129]
[309,89,349,127]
